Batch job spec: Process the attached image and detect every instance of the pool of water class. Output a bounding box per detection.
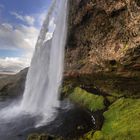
[0,99,94,140]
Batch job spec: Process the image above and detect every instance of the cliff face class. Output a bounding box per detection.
[65,0,140,73]
[62,1,140,139]
[64,0,140,98]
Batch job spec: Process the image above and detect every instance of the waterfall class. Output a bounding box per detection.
[20,0,68,123]
[0,0,68,126]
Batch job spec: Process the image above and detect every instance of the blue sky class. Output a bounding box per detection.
[0,0,50,26]
[0,0,52,72]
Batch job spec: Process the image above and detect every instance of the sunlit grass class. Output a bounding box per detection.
[69,87,105,112]
[81,98,140,140]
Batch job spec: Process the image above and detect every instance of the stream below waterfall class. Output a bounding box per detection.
[0,98,94,140]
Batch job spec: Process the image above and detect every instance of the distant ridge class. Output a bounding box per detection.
[0,70,17,75]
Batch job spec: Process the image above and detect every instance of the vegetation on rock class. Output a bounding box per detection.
[80,98,140,140]
[69,87,105,112]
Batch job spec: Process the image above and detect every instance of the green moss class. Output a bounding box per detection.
[61,84,74,98]
[79,131,95,140]
[80,98,140,140]
[93,131,104,140]
[101,98,140,140]
[69,87,105,112]
[121,44,129,53]
[106,96,117,104]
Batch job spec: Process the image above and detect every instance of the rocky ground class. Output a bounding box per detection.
[0,0,140,140]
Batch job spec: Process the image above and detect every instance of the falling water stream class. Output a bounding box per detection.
[21,0,68,125]
[0,0,68,124]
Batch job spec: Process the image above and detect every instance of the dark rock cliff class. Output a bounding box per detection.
[66,0,140,72]
[64,0,140,98]
[61,1,140,139]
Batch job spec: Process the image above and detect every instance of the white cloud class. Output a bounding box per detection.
[10,12,23,20]
[11,12,35,26]
[24,16,35,26]
[0,57,30,72]
[0,22,39,72]
[0,23,39,50]
[0,10,56,72]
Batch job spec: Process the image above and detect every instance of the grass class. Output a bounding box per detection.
[69,87,105,112]
[81,98,140,140]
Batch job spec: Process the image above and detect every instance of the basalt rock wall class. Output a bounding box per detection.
[65,0,140,73]
[64,0,140,98]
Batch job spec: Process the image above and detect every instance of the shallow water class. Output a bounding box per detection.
[0,99,94,140]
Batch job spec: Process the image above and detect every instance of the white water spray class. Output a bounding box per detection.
[21,0,68,120]
[0,0,68,125]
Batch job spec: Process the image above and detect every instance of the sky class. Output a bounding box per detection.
[0,0,52,73]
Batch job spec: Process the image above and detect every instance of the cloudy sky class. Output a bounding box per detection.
[0,0,51,73]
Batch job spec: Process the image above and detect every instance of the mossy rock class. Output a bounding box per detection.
[100,98,140,140]
[106,96,117,104]
[61,84,74,98]
[81,98,140,140]
[69,87,105,112]
[79,130,95,140]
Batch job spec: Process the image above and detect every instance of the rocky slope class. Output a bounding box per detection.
[0,68,28,98]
